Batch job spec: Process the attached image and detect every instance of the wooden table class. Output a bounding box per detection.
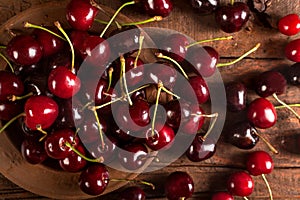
[0,0,300,199]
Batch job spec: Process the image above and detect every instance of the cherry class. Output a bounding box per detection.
[59,143,87,172]
[21,138,48,164]
[46,51,72,75]
[140,0,173,17]
[0,101,23,121]
[79,163,109,195]
[190,0,219,15]
[185,135,216,162]
[48,66,81,99]
[119,186,146,200]
[164,171,194,200]
[246,150,274,176]
[24,95,58,130]
[66,0,99,31]
[215,2,250,33]
[286,62,300,85]
[110,122,135,142]
[225,81,247,112]
[0,71,24,102]
[6,35,43,65]
[70,30,89,56]
[278,14,300,36]
[226,171,254,197]
[118,143,148,170]
[44,128,79,159]
[285,38,300,62]
[211,192,234,200]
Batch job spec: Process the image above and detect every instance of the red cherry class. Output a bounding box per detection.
[278,14,300,36]
[246,150,274,176]
[161,33,189,62]
[0,101,23,121]
[227,171,254,197]
[21,139,48,164]
[285,38,300,62]
[119,186,146,200]
[66,0,99,31]
[140,0,173,17]
[59,143,87,172]
[24,95,58,130]
[247,98,277,129]
[118,143,148,170]
[48,66,81,99]
[211,192,234,200]
[0,71,24,102]
[70,30,89,55]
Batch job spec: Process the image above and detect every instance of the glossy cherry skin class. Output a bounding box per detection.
[59,143,87,172]
[255,71,286,98]
[119,186,146,200]
[285,39,300,62]
[226,121,259,150]
[227,171,254,197]
[161,33,189,62]
[246,150,274,176]
[211,192,234,200]
[66,0,99,31]
[165,171,194,200]
[6,35,42,65]
[286,62,300,85]
[70,30,89,55]
[140,0,173,17]
[278,14,300,36]
[186,136,216,162]
[226,81,247,112]
[118,143,148,170]
[79,163,109,195]
[0,101,23,121]
[247,98,277,129]
[48,66,81,99]
[190,0,219,15]
[215,2,250,33]
[21,139,48,164]
[0,71,24,102]
[24,95,58,130]
[44,128,80,159]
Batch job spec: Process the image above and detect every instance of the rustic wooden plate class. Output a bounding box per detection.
[0,1,155,199]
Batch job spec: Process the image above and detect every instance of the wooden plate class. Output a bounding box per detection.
[0,1,155,199]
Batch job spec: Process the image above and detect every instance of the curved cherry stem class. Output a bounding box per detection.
[0,52,14,73]
[185,36,233,49]
[54,21,75,73]
[109,178,155,190]
[120,55,133,106]
[95,16,162,26]
[151,82,163,137]
[36,125,48,142]
[217,43,261,67]
[107,67,114,92]
[0,113,25,134]
[100,1,136,38]
[24,22,66,41]
[155,52,189,80]
[134,34,144,68]
[254,132,279,154]
[199,113,218,141]
[262,174,273,200]
[65,142,104,163]
[8,92,33,102]
[0,46,6,49]
[92,109,105,150]
[273,93,300,120]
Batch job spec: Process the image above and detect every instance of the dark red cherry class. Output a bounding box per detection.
[70,30,89,55]
[285,38,300,62]
[247,98,277,129]
[227,171,254,197]
[278,14,300,36]
[79,163,109,195]
[118,143,148,170]
[46,50,72,74]
[246,150,274,176]
[215,2,250,33]
[21,139,48,164]
[48,66,81,99]
[119,186,146,200]
[211,192,234,200]
[185,135,216,162]
[59,143,87,172]
[226,121,259,150]
[190,0,219,15]
[0,101,23,121]
[225,81,247,112]
[24,95,59,130]
[44,128,79,159]
[66,0,99,31]
[0,71,24,102]
[255,71,287,98]
[24,73,49,96]
[286,62,300,85]
[165,171,194,200]
[161,33,189,62]
[140,0,173,17]
[6,35,42,65]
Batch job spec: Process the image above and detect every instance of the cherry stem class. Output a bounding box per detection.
[134,35,144,68]
[120,55,133,106]
[156,52,189,80]
[217,43,261,67]
[262,174,273,200]
[95,16,163,26]
[243,197,249,200]
[92,109,105,150]
[254,132,279,154]
[36,125,48,142]
[8,92,33,102]
[0,113,25,134]
[273,93,300,120]
[152,81,163,137]
[24,22,66,41]
[90,0,105,13]
[109,178,155,190]
[81,101,94,112]
[275,103,300,109]
[99,1,135,38]
[54,21,75,73]
[0,46,6,49]
[161,87,181,99]
[0,52,14,73]
[199,113,218,141]
[107,67,114,92]
[65,142,104,163]
[185,36,233,49]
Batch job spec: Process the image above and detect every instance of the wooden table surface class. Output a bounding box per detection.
[0,0,300,199]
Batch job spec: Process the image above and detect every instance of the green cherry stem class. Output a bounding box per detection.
[54,21,75,73]
[0,52,14,73]
[134,35,144,68]
[95,16,163,26]
[151,82,163,137]
[199,113,218,141]
[109,178,155,190]
[155,52,189,80]
[100,1,135,38]
[92,109,105,150]
[107,67,114,92]
[273,93,300,120]
[8,92,33,102]
[0,46,6,49]
[262,174,273,200]
[65,142,104,163]
[120,55,133,106]
[36,125,48,142]
[275,104,300,109]
[185,36,233,49]
[254,132,279,154]
[217,43,261,67]
[161,87,181,99]
[0,113,25,134]
[24,22,66,41]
